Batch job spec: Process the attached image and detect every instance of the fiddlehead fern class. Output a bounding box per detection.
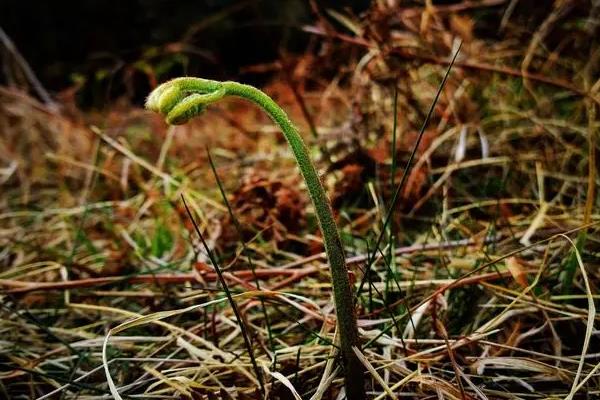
[147,77,365,400]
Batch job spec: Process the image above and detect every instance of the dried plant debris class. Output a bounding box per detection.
[1,2,600,399]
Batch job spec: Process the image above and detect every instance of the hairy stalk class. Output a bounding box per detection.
[147,77,365,399]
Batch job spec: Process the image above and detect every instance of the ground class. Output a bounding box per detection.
[1,2,600,399]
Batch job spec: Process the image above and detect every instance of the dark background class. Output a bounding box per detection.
[0,0,569,108]
[0,0,371,106]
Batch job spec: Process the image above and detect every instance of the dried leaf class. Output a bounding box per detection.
[506,256,529,288]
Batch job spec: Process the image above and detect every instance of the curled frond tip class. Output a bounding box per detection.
[145,78,225,125]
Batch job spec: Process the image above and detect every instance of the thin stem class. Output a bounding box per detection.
[147,78,365,399]
[206,148,276,364]
[181,195,265,398]
[355,43,462,299]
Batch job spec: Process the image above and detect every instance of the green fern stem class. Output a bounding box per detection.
[147,77,365,399]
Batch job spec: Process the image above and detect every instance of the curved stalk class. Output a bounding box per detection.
[147,77,365,399]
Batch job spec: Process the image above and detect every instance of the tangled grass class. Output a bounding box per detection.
[1,1,600,399]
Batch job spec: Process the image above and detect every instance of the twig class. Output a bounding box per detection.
[303,26,599,104]
[0,267,316,294]
[0,26,58,110]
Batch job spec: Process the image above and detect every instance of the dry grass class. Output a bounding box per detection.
[1,1,600,399]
